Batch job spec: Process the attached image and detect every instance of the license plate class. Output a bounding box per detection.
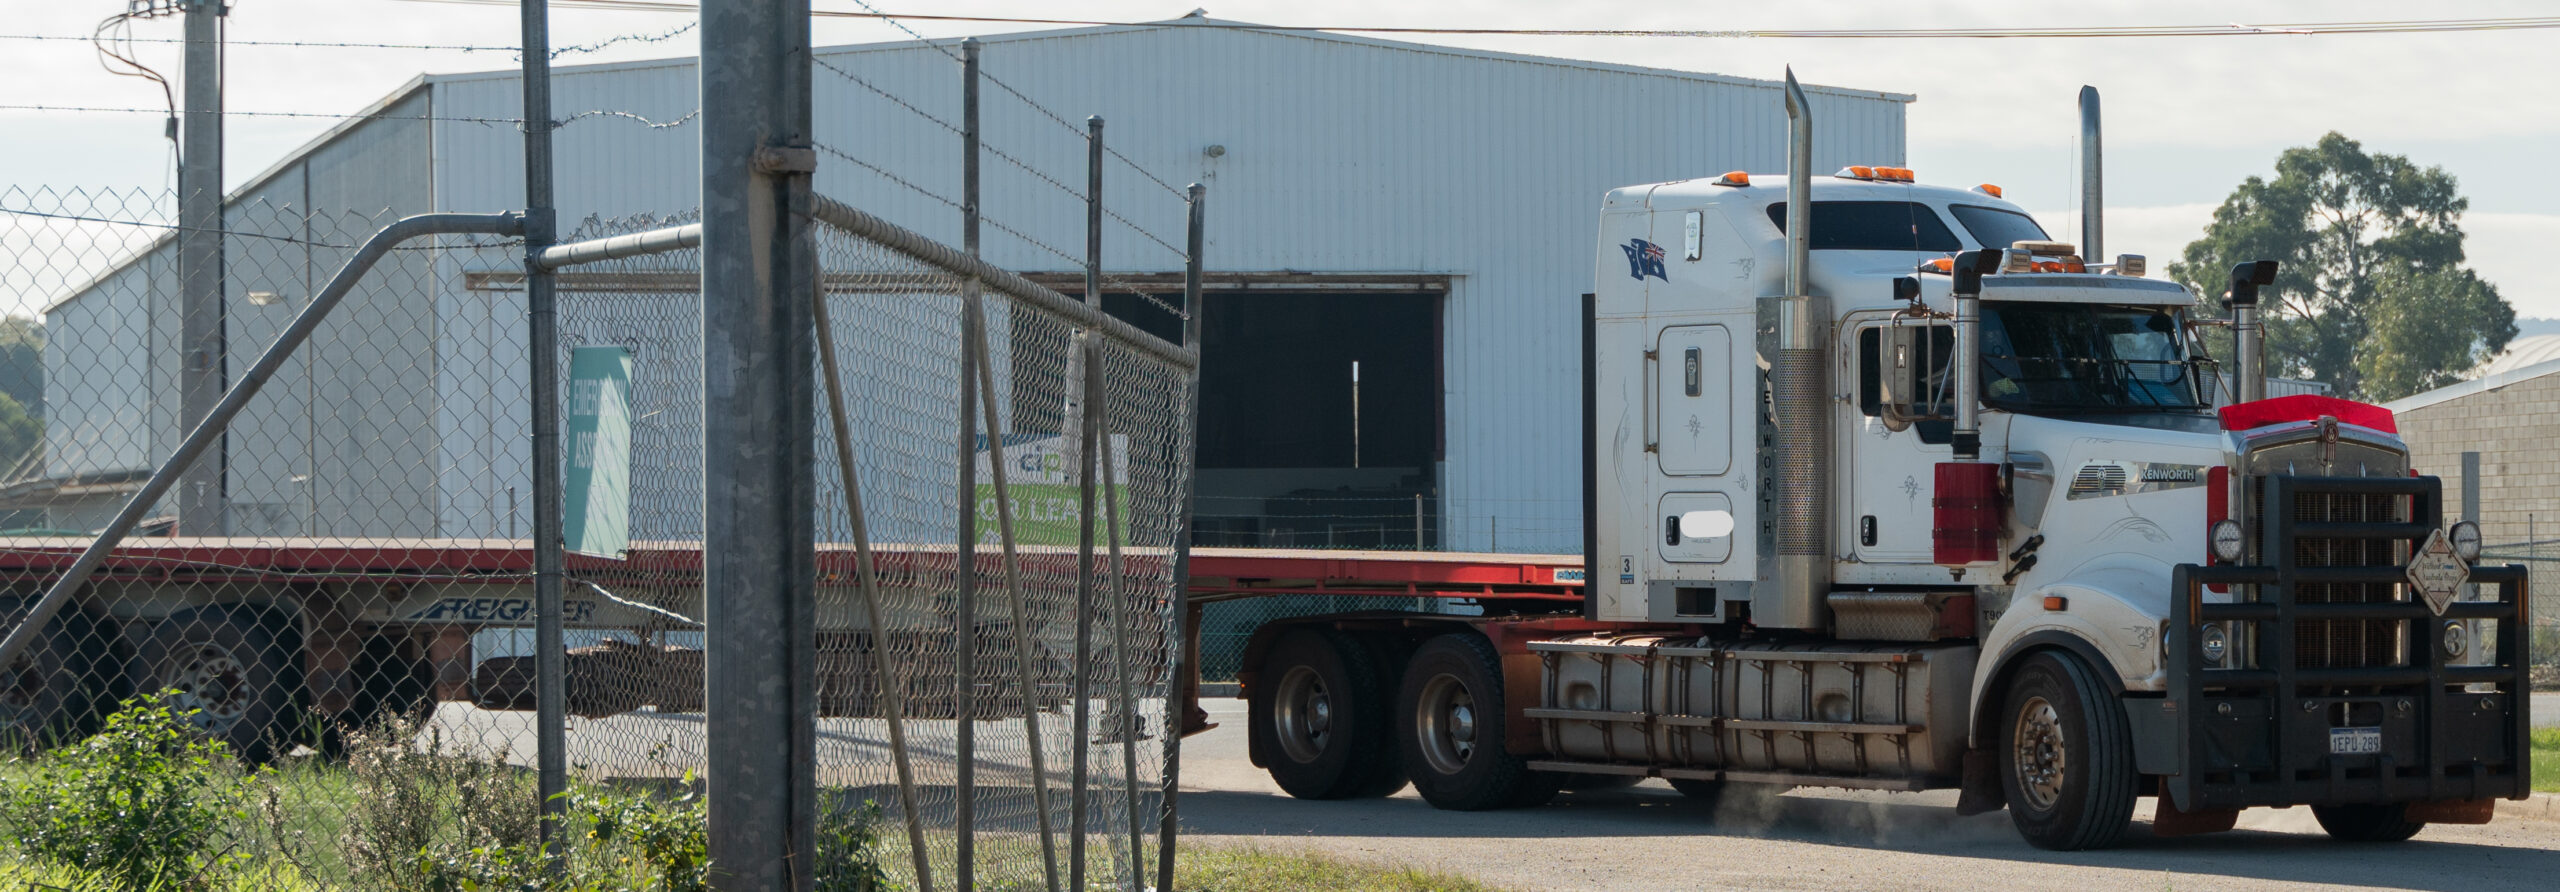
[2330,726,2383,755]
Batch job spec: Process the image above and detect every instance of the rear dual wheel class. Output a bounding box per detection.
[0,597,109,752]
[1398,633,1560,811]
[1254,629,1408,799]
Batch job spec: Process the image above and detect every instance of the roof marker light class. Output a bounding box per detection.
[1840,165,1875,179]
[1713,170,1751,187]
[1973,183,2003,198]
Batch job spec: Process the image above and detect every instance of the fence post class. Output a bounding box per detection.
[953,35,986,889]
[1069,113,1106,892]
[1155,182,1205,892]
[1092,370,1145,891]
[177,0,228,535]
[518,0,570,869]
[700,0,819,887]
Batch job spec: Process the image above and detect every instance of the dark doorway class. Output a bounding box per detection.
[1114,289,1441,549]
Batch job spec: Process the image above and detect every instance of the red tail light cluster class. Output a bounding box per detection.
[1933,462,2003,566]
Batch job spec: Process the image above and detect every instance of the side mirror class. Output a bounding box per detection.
[1878,323,1952,431]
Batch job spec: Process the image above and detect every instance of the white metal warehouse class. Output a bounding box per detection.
[37,18,1911,552]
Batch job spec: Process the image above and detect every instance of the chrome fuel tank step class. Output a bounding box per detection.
[1527,634,1977,783]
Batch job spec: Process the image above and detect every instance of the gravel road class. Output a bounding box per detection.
[1177,699,2560,892]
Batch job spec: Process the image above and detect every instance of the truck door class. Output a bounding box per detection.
[1654,324,1732,477]
[1844,321,1953,562]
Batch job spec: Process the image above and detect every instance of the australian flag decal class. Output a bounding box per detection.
[1622,238,1668,281]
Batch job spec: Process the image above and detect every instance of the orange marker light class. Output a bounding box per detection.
[1920,257,1954,274]
[1713,170,1751,187]
[2044,595,2069,611]
[1849,165,1876,178]
[1975,183,2003,198]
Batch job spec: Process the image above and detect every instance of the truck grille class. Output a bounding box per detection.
[2261,487,2409,670]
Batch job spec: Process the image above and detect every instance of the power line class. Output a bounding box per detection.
[0,33,517,52]
[393,2,2560,40]
[1,104,699,130]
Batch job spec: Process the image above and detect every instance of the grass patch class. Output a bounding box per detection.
[1171,845,1508,892]
[2533,727,2560,794]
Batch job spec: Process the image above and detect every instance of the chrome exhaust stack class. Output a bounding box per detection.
[2230,260,2278,404]
[1764,68,1831,631]
[2079,86,2102,261]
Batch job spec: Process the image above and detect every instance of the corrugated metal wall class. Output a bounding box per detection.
[423,23,1907,551]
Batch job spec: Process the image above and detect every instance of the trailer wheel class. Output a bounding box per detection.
[0,597,108,752]
[132,605,303,763]
[1998,651,2136,850]
[2311,804,2425,843]
[1397,632,1561,811]
[1253,628,1406,799]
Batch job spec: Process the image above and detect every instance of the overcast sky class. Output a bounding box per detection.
[8,0,2560,322]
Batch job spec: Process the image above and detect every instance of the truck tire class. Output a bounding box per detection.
[1253,628,1406,799]
[345,635,434,738]
[0,597,108,752]
[1998,651,2136,850]
[1397,632,1561,811]
[2311,804,2425,843]
[132,604,303,763]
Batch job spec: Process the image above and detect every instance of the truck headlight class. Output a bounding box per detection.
[2200,623,2229,664]
[2443,620,2469,661]
[2450,521,2482,561]
[2210,519,2245,563]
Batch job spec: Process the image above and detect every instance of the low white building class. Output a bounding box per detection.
[37,18,1912,552]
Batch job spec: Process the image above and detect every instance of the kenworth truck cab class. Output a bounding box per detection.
[1236,78,2529,850]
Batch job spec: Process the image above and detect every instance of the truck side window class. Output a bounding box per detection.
[1859,326,1957,445]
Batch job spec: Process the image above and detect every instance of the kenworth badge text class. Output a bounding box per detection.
[1228,78,2529,849]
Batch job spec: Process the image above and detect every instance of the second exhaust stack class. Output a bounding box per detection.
[1765,68,1831,631]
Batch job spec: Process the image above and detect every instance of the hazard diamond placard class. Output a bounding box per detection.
[2406,528,2469,615]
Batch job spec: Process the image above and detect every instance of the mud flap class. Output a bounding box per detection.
[1954,748,2005,815]
[2151,779,2238,837]
[2407,798,2496,825]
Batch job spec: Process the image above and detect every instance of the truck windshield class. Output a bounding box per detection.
[1979,303,2209,413]
[1948,205,2049,251]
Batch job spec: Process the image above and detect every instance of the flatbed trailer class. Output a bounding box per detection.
[0,537,1580,754]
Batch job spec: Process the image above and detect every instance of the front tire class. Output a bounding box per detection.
[1998,652,2136,850]
[1252,629,1405,799]
[1397,633,1560,811]
[2312,804,2425,842]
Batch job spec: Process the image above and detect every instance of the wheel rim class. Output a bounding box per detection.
[1272,664,1333,763]
[2011,694,2066,812]
[1415,673,1478,776]
[154,644,251,734]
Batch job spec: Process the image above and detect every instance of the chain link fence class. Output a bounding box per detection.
[2482,543,2560,685]
[0,175,1196,889]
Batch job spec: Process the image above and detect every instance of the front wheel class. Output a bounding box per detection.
[2312,804,2425,843]
[1998,652,2136,850]
[1396,633,1559,811]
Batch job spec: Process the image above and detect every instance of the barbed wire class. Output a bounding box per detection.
[829,0,1193,202]
[552,108,701,129]
[0,205,526,252]
[545,20,697,59]
[810,55,1188,259]
[811,141,1185,320]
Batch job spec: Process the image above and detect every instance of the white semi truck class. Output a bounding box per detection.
[1237,78,2530,849]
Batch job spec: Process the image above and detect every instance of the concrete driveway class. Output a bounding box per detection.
[1177,698,2560,891]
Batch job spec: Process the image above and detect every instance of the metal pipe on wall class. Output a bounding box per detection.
[700,0,819,884]
[0,213,524,672]
[517,0,569,866]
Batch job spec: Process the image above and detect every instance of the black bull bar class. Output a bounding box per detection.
[2165,474,2530,812]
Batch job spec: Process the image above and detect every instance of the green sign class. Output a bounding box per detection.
[975,434,1130,546]
[565,347,634,558]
